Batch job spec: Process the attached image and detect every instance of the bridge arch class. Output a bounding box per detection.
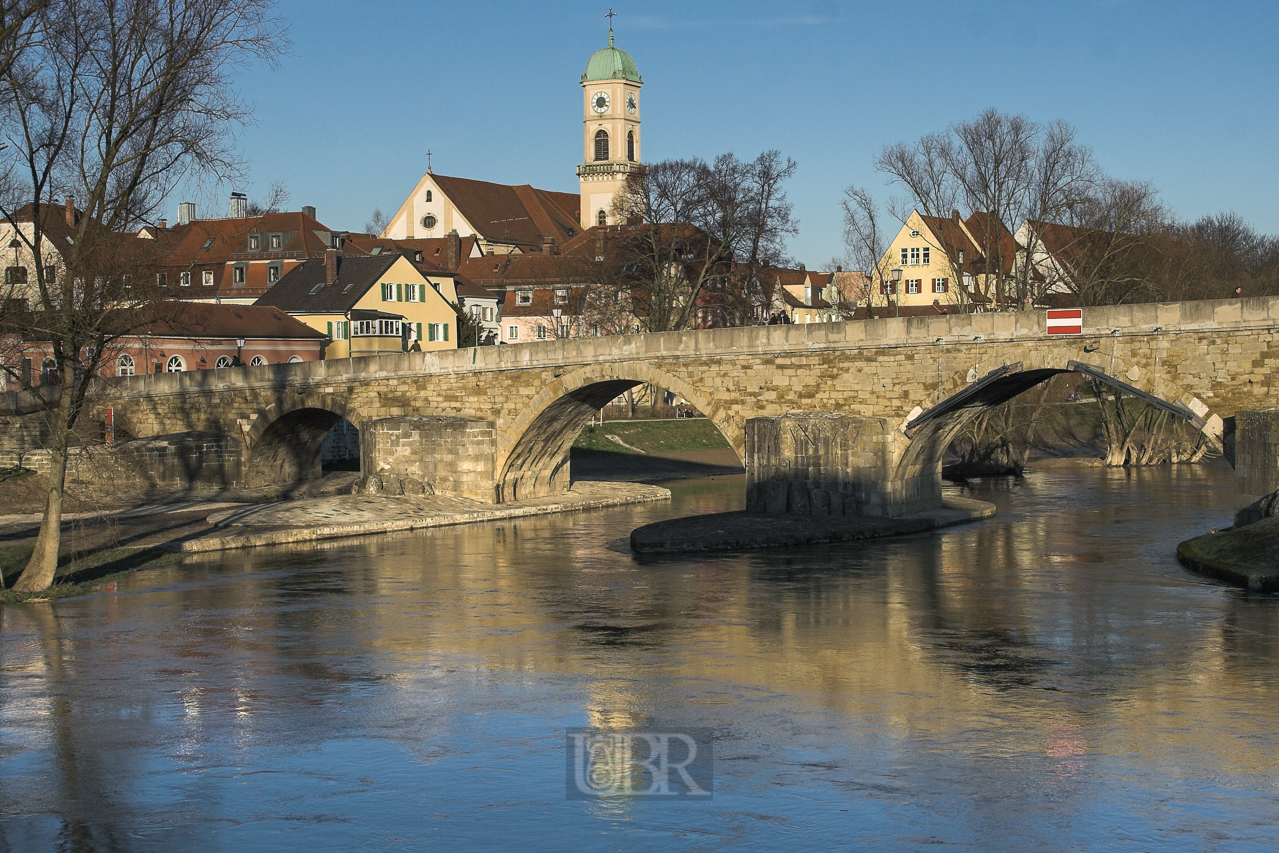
[496,362,743,503]
[890,354,1223,512]
[243,392,365,487]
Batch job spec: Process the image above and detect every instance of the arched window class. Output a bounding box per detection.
[166,355,185,372]
[215,355,232,368]
[594,129,609,161]
[117,354,135,376]
[250,355,267,367]
[287,355,302,363]
[627,130,635,162]
[425,190,432,202]
[597,209,607,227]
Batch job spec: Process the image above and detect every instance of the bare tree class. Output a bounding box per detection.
[365,206,388,236]
[245,180,289,216]
[0,0,286,594]
[611,151,798,332]
[839,186,891,312]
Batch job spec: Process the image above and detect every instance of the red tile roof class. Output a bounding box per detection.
[429,174,581,247]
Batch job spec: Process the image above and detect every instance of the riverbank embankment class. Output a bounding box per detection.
[1177,519,1279,592]
[631,495,996,554]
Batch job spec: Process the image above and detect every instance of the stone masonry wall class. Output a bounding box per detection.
[360,416,496,503]
[0,432,240,491]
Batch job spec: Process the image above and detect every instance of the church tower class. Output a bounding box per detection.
[577,25,643,230]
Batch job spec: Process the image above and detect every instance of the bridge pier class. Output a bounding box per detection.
[746,413,940,519]
[1234,408,1279,526]
[360,416,497,503]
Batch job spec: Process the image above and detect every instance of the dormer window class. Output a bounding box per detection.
[554,289,568,304]
[270,234,281,249]
[517,290,532,305]
[248,235,260,250]
[414,251,423,262]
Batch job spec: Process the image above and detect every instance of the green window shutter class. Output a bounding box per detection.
[327,321,333,338]
[416,323,422,341]
[396,282,403,302]
[427,324,435,342]
[443,323,449,342]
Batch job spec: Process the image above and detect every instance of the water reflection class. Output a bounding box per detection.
[2,464,1278,850]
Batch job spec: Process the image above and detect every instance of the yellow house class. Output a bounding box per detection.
[256,252,458,359]
[876,210,1020,312]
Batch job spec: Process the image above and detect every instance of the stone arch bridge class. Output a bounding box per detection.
[3,297,1276,518]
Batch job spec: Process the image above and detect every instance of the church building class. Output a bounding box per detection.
[379,25,644,252]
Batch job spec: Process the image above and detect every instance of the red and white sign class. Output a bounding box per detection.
[1046,308,1083,335]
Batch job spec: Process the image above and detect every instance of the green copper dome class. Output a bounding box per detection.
[581,31,641,84]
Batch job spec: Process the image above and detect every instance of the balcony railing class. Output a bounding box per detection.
[576,162,647,178]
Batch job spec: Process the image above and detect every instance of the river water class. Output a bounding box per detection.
[2,463,1278,851]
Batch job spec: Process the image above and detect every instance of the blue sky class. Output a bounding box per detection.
[215,0,1279,266]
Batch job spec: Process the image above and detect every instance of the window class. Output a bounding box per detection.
[554,288,568,304]
[166,355,185,372]
[483,306,493,321]
[558,324,569,338]
[910,247,920,265]
[536,324,547,340]
[922,247,930,265]
[215,356,232,368]
[250,355,267,366]
[516,290,532,305]
[907,279,921,294]
[270,234,281,250]
[233,266,245,285]
[41,357,57,385]
[4,266,27,285]
[899,248,908,266]
[268,265,280,283]
[203,270,214,286]
[309,282,325,295]
[598,209,607,226]
[326,321,349,340]
[381,282,395,301]
[421,214,437,229]
[156,273,167,287]
[201,238,214,249]
[880,281,897,295]
[508,325,518,340]
[627,130,636,162]
[248,235,260,250]
[379,318,401,336]
[910,230,920,237]
[425,190,433,202]
[591,324,600,336]
[287,355,302,363]
[932,277,949,293]
[117,354,135,376]
[594,129,609,161]
[180,271,191,286]
[426,322,447,342]
[959,250,965,264]
[43,265,56,282]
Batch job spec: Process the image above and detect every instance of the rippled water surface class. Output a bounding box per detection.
[3,463,1278,851]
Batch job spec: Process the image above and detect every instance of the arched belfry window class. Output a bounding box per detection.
[597,209,607,226]
[594,129,609,162]
[627,131,635,162]
[425,190,432,202]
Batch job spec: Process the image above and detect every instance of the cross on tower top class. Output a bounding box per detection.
[605,7,616,44]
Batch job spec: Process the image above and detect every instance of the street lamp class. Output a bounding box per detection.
[235,337,245,366]
[891,268,903,318]
[552,306,563,338]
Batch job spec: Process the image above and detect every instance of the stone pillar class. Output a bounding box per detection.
[360,416,496,503]
[1234,408,1279,527]
[745,413,938,519]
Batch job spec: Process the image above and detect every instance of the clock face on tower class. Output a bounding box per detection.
[626,92,637,114]
[592,92,610,114]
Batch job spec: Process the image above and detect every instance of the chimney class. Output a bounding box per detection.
[798,262,805,270]
[951,208,962,222]
[157,219,167,229]
[594,227,607,261]
[64,197,75,227]
[541,237,553,255]
[445,229,461,271]
[302,205,316,220]
[178,202,196,225]
[836,264,842,272]
[324,249,339,285]
[230,192,247,218]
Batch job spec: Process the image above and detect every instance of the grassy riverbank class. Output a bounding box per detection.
[573,418,733,454]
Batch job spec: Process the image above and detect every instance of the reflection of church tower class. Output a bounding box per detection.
[577,26,643,230]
